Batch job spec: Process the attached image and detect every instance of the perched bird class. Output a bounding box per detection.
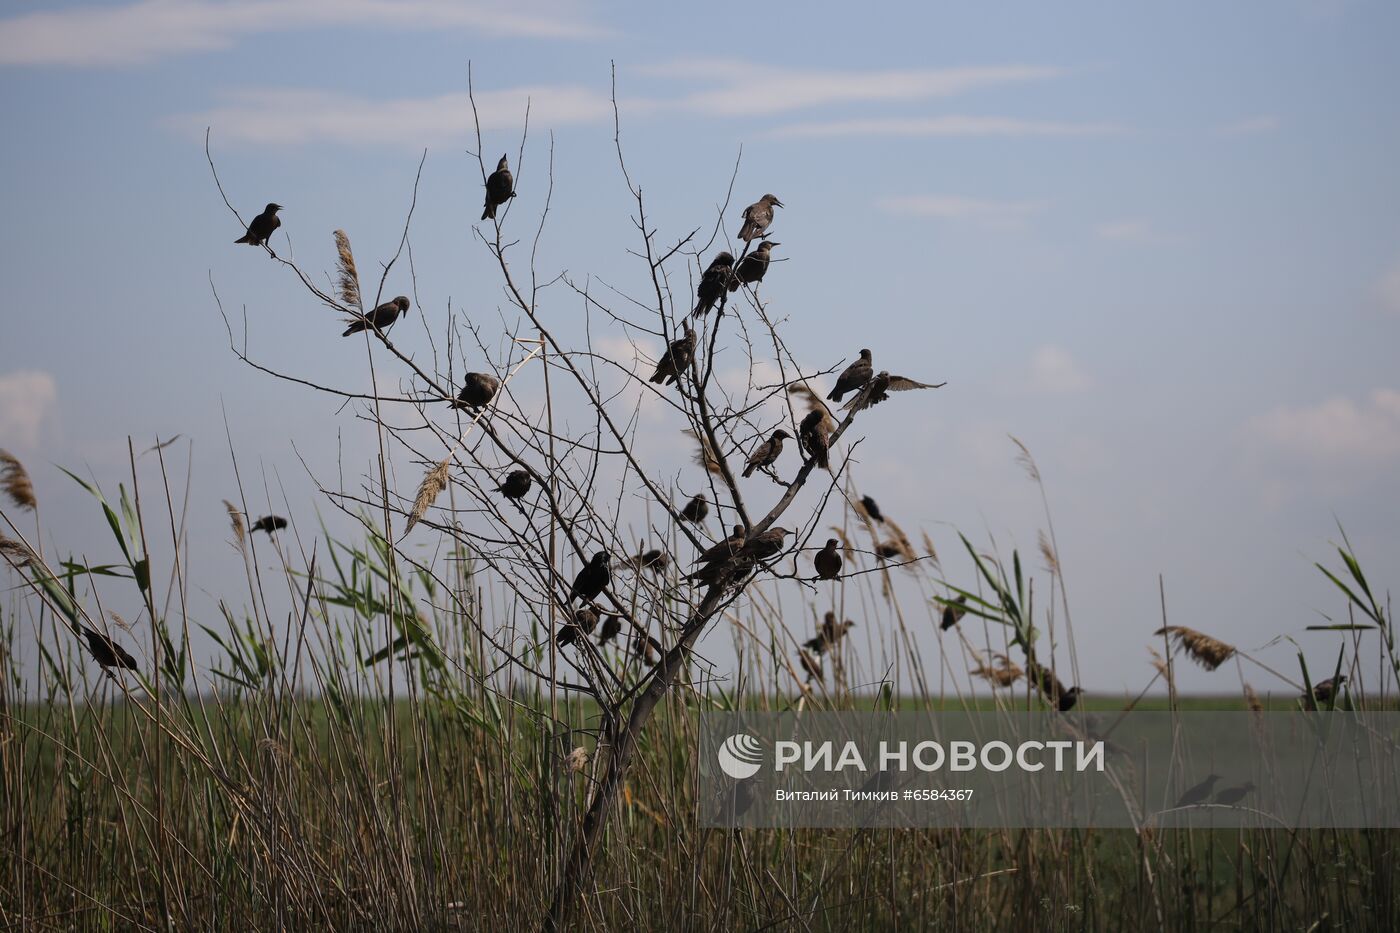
[827,349,873,403]
[1174,774,1222,808]
[804,611,854,654]
[650,328,696,386]
[740,526,791,562]
[343,296,410,337]
[1030,663,1081,711]
[451,372,500,411]
[692,525,747,568]
[1305,675,1348,707]
[81,626,138,670]
[843,371,946,412]
[798,649,823,683]
[860,495,885,523]
[235,203,282,247]
[628,549,668,573]
[1056,687,1083,712]
[731,241,778,290]
[481,154,515,220]
[1213,781,1256,806]
[940,595,968,631]
[556,606,597,648]
[813,539,842,580]
[742,429,791,478]
[596,613,624,645]
[631,630,662,663]
[568,552,611,604]
[680,494,709,524]
[497,469,532,500]
[798,409,830,470]
[693,252,736,316]
[250,515,288,535]
[738,194,783,242]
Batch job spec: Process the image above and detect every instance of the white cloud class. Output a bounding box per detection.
[641,61,1066,118]
[1028,346,1092,394]
[0,370,58,450]
[877,195,1047,230]
[0,0,604,67]
[770,115,1120,139]
[182,85,614,145]
[1377,254,1400,314]
[1218,115,1280,136]
[1248,389,1400,465]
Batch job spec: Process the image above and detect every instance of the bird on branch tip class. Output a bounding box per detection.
[739,194,783,242]
[650,328,696,385]
[451,372,500,411]
[482,154,515,220]
[731,241,779,290]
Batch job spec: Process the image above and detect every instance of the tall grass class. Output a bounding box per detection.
[1,450,1397,930]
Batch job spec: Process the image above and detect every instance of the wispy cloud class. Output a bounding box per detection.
[770,115,1120,139]
[1027,345,1092,394]
[640,61,1066,117]
[0,370,57,450]
[0,0,605,67]
[180,85,614,145]
[877,195,1048,230]
[1218,114,1280,136]
[1248,388,1400,466]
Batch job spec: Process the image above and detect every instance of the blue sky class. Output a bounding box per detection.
[1,0,1398,695]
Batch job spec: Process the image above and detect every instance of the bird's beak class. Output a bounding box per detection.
[774,200,784,208]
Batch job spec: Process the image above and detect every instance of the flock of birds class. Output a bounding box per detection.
[223,161,952,682]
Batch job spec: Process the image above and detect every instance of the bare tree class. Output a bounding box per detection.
[207,67,943,930]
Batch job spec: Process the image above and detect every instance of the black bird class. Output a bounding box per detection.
[875,542,903,561]
[827,349,873,402]
[1056,687,1083,712]
[235,203,282,247]
[688,525,749,587]
[742,429,791,478]
[568,552,611,604]
[1213,781,1256,806]
[1174,774,1222,808]
[556,606,597,648]
[482,154,515,220]
[498,469,532,500]
[650,328,696,385]
[1030,664,1081,711]
[693,252,736,316]
[597,613,623,645]
[81,626,138,670]
[813,539,842,580]
[804,611,855,654]
[250,515,288,535]
[738,194,783,242]
[1305,675,1347,706]
[731,241,779,290]
[343,296,410,336]
[798,649,823,682]
[860,495,885,523]
[940,595,968,631]
[798,410,830,470]
[451,372,500,411]
[680,494,709,524]
[628,549,668,573]
[843,371,946,412]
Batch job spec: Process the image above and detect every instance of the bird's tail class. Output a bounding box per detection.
[649,370,666,384]
[342,321,366,337]
[741,462,756,478]
[825,388,843,402]
[482,202,495,221]
[235,234,256,244]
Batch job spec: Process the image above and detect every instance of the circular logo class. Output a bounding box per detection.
[717,733,764,779]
